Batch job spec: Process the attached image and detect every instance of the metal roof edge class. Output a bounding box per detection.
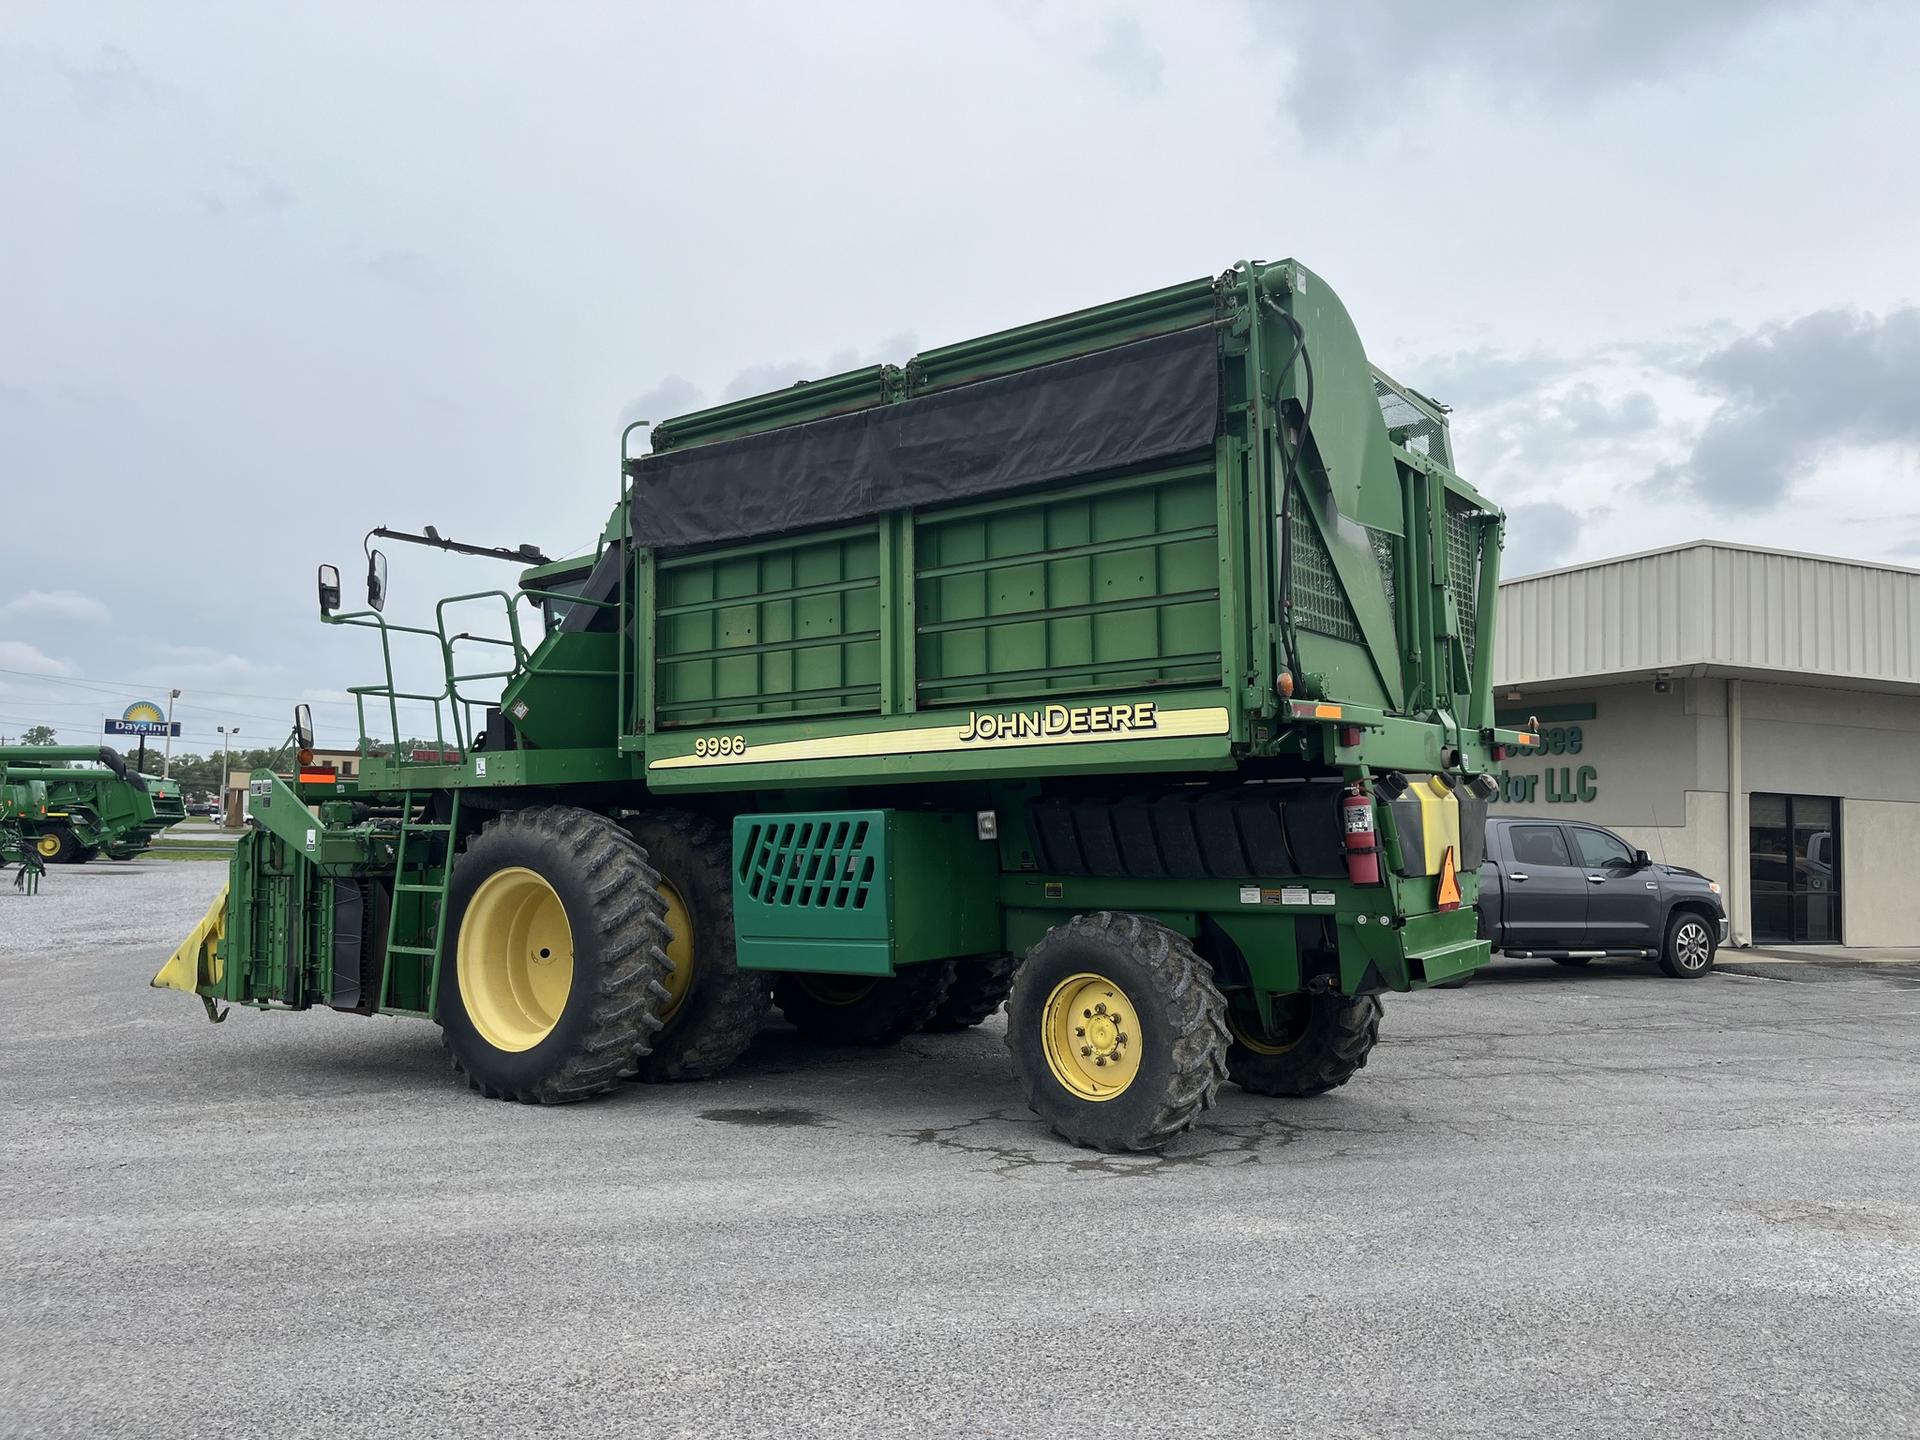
[1501,538,1920,586]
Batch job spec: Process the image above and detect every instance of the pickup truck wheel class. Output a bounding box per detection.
[922,952,1019,1031]
[1551,957,1591,968]
[1226,992,1381,1098]
[1006,911,1229,1153]
[775,962,956,1045]
[1658,912,1717,979]
[438,806,673,1103]
[623,811,770,1081]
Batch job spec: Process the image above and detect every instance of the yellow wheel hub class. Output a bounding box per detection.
[1229,996,1310,1056]
[658,877,696,1022]
[1041,972,1141,1102]
[456,866,575,1052]
[36,835,62,859]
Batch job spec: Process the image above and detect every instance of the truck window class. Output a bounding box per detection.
[1508,825,1572,868]
[1571,828,1632,870]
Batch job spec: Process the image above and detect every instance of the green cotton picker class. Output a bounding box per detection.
[0,746,183,868]
[155,257,1540,1152]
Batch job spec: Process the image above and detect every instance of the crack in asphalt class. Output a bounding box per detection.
[902,1107,1347,1180]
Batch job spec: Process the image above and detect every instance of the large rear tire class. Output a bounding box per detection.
[774,963,955,1046]
[438,806,672,1103]
[1005,912,1229,1153]
[623,810,770,1081]
[1225,992,1381,1098]
[922,953,1019,1032]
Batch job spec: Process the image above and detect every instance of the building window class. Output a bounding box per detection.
[1749,793,1841,945]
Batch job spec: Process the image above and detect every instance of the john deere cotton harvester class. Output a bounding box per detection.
[157,258,1540,1151]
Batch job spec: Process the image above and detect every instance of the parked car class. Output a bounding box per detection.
[1477,816,1728,978]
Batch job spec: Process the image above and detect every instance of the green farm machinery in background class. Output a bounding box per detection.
[2,770,53,893]
[0,746,185,865]
[157,256,1541,1151]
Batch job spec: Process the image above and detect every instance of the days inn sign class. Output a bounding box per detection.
[104,700,180,738]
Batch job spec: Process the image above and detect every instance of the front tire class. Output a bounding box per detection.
[38,829,85,865]
[623,810,770,1081]
[1658,912,1717,978]
[774,962,955,1046]
[1005,912,1228,1153]
[438,806,672,1103]
[1225,992,1381,1097]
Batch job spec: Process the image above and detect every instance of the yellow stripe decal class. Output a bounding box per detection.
[649,704,1233,771]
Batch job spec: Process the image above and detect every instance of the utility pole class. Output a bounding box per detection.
[218,725,240,825]
[162,688,182,778]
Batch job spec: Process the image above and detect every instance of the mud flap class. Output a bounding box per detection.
[152,884,230,1022]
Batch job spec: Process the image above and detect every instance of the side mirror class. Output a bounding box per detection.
[367,549,388,613]
[317,563,342,615]
[1632,848,1652,868]
[293,704,314,752]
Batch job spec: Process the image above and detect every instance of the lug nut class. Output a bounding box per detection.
[1095,1057,1107,1066]
[1108,1050,1121,1062]
[1094,1003,1107,1014]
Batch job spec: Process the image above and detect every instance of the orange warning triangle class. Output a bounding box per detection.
[1435,846,1462,910]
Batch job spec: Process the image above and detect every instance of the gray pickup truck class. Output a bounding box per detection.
[1478,816,1729,978]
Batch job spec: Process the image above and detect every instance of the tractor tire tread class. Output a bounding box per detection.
[442,805,670,1105]
[776,961,956,1046]
[1228,993,1382,1098]
[1008,910,1228,1153]
[921,951,1020,1032]
[626,808,770,1081]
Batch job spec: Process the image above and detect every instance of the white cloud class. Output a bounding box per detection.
[129,645,285,689]
[0,588,111,625]
[0,640,75,676]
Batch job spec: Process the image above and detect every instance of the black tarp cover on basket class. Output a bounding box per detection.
[628,325,1221,549]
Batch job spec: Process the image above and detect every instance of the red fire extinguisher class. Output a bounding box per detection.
[1343,782,1381,886]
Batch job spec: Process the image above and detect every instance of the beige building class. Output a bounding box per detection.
[1491,540,1920,949]
[222,747,365,823]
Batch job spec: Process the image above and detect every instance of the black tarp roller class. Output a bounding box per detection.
[628,325,1221,550]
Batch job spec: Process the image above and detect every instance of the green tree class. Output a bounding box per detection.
[18,725,57,746]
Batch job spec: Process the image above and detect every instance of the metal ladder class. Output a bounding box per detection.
[381,791,462,1016]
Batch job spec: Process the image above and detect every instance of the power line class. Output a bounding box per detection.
[0,665,377,709]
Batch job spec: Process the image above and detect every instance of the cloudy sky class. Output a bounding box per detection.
[4,1,1916,749]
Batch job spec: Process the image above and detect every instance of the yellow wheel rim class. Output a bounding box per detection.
[456,866,574,1052]
[1228,996,1309,1056]
[658,877,696,1022]
[1041,972,1141,1102]
[36,835,61,859]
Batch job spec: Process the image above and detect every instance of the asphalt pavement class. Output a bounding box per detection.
[3,863,1916,1438]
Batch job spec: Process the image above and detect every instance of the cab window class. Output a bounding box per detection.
[1508,825,1572,868]
[1572,827,1633,869]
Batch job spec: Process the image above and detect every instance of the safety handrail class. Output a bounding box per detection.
[325,561,631,765]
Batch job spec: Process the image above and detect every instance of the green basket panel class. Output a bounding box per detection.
[655,531,883,726]
[913,459,1223,705]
